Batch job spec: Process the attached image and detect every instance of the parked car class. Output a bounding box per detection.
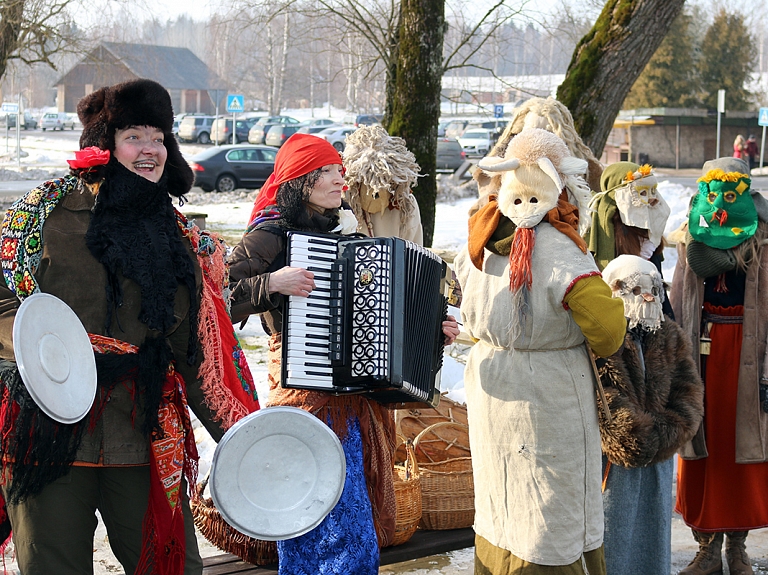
[466,119,507,142]
[314,126,357,152]
[436,137,466,172]
[342,114,382,127]
[298,118,336,129]
[248,116,300,144]
[178,115,215,144]
[5,112,38,130]
[172,114,185,138]
[188,145,278,193]
[40,112,74,131]
[444,120,470,140]
[457,128,493,158]
[264,124,302,148]
[297,123,343,135]
[210,117,258,144]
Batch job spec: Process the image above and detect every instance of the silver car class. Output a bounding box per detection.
[178,115,215,144]
[40,112,74,131]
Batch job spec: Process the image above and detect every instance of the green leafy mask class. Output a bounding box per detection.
[688,169,757,249]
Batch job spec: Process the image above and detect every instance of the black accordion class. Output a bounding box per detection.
[280,231,448,407]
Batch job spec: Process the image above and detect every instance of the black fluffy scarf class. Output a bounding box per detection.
[85,158,198,364]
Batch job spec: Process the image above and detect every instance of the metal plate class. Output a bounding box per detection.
[12,293,97,424]
[210,406,346,541]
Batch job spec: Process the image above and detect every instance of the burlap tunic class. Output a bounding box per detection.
[454,223,606,566]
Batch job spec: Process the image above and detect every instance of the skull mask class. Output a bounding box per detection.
[602,254,665,331]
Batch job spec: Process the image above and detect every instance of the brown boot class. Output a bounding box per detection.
[678,530,723,575]
[725,531,754,575]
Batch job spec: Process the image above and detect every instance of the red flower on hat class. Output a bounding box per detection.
[67,147,110,169]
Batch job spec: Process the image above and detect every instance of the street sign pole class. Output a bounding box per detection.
[16,94,21,168]
[758,107,768,170]
[213,89,220,146]
[716,89,725,158]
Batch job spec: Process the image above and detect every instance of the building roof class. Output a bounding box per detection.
[57,42,226,91]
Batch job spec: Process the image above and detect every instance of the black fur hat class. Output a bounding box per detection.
[76,78,193,197]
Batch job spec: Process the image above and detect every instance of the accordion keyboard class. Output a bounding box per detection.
[281,231,447,406]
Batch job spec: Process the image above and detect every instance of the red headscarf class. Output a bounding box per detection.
[249,133,343,224]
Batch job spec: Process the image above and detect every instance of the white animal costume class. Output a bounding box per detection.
[453,129,626,572]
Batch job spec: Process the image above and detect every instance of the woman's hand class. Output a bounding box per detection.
[442,315,460,345]
[268,267,315,297]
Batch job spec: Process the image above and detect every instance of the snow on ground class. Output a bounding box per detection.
[0,127,738,574]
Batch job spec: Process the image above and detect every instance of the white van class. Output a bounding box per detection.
[41,112,74,131]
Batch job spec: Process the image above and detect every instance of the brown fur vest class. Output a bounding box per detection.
[597,320,704,468]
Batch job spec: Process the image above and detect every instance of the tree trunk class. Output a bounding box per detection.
[382,17,399,129]
[276,13,290,113]
[387,0,444,246]
[0,0,25,82]
[266,24,275,114]
[556,0,686,157]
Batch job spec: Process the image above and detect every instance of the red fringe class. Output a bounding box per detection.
[715,273,729,293]
[509,227,535,292]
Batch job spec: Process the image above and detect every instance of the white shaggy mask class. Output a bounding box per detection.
[602,254,665,331]
[478,128,587,229]
[614,172,670,249]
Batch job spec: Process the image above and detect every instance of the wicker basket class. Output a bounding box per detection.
[190,478,278,566]
[390,438,422,546]
[414,422,475,530]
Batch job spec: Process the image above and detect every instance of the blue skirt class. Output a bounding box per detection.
[602,455,674,575]
[277,416,379,575]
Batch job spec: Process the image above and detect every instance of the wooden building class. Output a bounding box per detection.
[55,42,226,115]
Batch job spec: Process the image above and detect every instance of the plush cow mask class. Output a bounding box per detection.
[477,128,588,229]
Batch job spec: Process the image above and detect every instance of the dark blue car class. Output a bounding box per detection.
[188,145,278,193]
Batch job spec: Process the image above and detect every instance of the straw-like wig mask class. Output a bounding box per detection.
[689,169,757,250]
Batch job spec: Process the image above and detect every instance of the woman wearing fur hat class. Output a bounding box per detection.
[597,255,703,575]
[0,79,260,575]
[672,157,768,575]
[341,124,423,243]
[228,132,459,574]
[453,128,626,574]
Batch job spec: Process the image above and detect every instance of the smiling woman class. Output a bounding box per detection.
[113,125,168,182]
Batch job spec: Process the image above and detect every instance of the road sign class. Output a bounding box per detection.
[759,107,768,127]
[226,94,244,113]
[717,90,725,114]
[1,103,18,114]
[493,104,504,119]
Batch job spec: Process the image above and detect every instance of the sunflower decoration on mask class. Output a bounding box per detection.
[689,169,757,250]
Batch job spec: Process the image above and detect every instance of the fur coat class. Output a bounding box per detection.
[597,320,704,468]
